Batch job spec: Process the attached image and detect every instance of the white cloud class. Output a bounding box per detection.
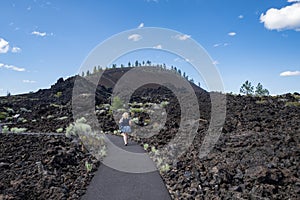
[213,60,220,65]
[138,23,144,28]
[153,44,162,49]
[174,57,190,63]
[0,63,25,72]
[11,46,21,53]
[128,34,142,41]
[280,70,300,76]
[31,31,47,37]
[174,34,191,41]
[228,32,237,36]
[23,80,36,83]
[0,38,9,53]
[260,3,300,31]
[238,15,244,19]
[214,43,230,48]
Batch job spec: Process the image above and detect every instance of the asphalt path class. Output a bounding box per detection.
[82,134,171,200]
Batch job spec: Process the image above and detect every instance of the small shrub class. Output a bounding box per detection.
[65,117,107,160]
[65,117,91,138]
[56,128,64,133]
[56,116,68,120]
[50,103,61,108]
[111,96,124,111]
[47,115,54,119]
[143,143,149,150]
[131,117,139,124]
[292,94,300,100]
[0,112,8,120]
[4,107,14,114]
[130,107,143,113]
[160,101,169,107]
[151,146,158,154]
[10,127,27,133]
[85,161,93,172]
[54,91,62,98]
[2,125,9,134]
[285,102,300,107]
[255,100,268,105]
[160,163,170,173]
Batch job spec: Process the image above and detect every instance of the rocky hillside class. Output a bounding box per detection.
[0,67,299,199]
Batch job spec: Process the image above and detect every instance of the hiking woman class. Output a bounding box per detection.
[119,112,132,146]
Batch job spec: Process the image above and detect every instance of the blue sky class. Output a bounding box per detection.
[0,0,300,96]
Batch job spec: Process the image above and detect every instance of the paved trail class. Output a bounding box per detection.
[82,134,171,200]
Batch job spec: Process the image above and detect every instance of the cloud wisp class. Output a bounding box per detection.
[213,43,229,48]
[23,80,36,83]
[280,70,300,76]
[0,38,9,53]
[31,31,47,37]
[0,63,26,72]
[228,32,237,36]
[11,46,21,53]
[128,34,142,41]
[174,34,191,41]
[153,44,162,49]
[138,23,144,28]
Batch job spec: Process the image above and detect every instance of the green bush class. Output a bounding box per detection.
[10,127,27,133]
[0,112,8,120]
[54,91,62,98]
[47,115,54,119]
[111,96,124,111]
[56,116,68,120]
[56,128,64,133]
[130,107,144,113]
[255,100,268,105]
[292,94,300,100]
[65,117,107,160]
[160,101,169,107]
[50,103,61,108]
[285,102,300,107]
[85,161,93,172]
[4,107,14,113]
[143,143,149,150]
[65,117,91,138]
[2,125,9,134]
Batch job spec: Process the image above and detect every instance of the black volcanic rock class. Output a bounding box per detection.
[0,67,299,199]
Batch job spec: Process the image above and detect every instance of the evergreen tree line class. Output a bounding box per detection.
[80,60,201,87]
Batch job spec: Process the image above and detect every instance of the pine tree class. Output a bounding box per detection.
[255,83,269,96]
[93,66,97,74]
[240,80,254,95]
